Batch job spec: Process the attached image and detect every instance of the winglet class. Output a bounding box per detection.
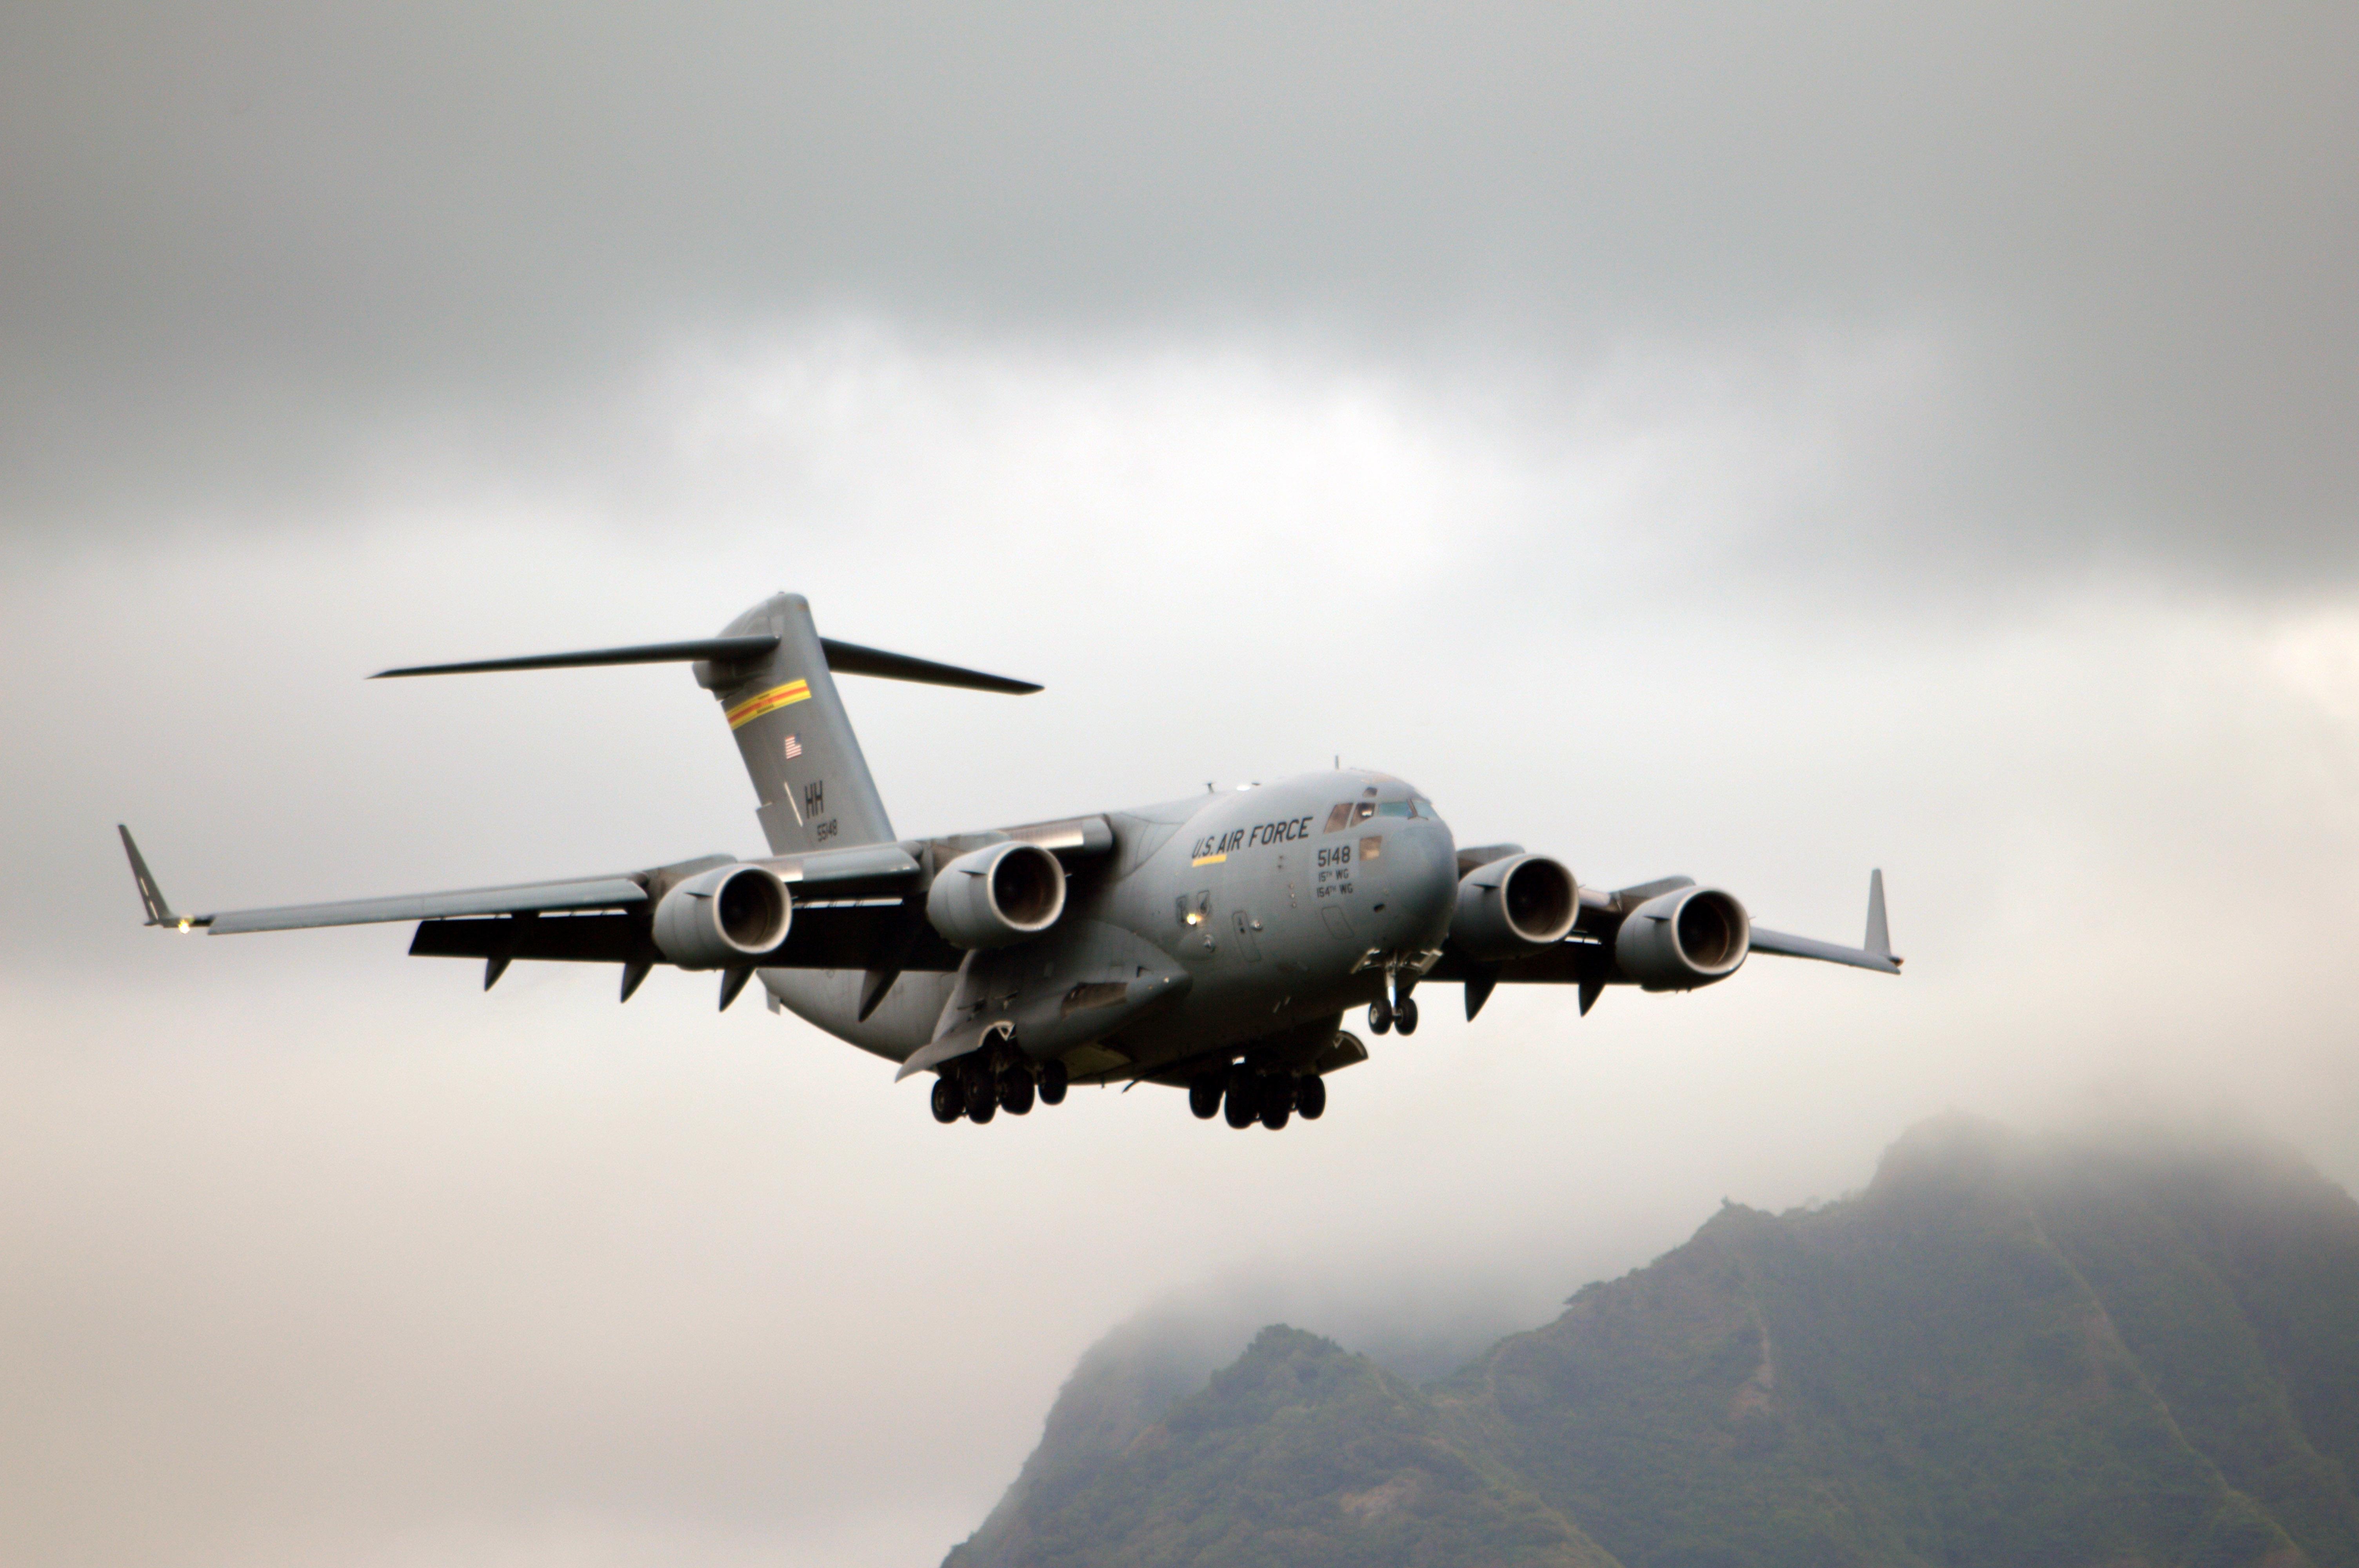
[1865,869,1895,964]
[119,826,203,930]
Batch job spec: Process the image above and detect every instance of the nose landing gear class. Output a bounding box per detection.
[1368,960,1419,1036]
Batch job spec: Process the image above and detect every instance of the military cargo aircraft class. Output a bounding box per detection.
[121,592,1899,1130]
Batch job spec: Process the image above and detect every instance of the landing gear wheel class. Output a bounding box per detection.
[1368,999,1394,1035]
[1189,1072,1224,1120]
[931,1078,964,1124]
[1296,1074,1327,1120]
[1223,1065,1261,1129]
[966,1073,998,1123]
[1394,995,1419,1036]
[1260,1097,1291,1130]
[1038,1059,1068,1106]
[1000,1074,1035,1116]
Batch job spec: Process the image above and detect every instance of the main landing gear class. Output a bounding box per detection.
[930,1056,1069,1125]
[1189,1064,1327,1131]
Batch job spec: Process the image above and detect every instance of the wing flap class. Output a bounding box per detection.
[1421,938,1610,986]
[1000,815,1115,855]
[763,843,924,886]
[407,900,967,972]
[409,912,646,963]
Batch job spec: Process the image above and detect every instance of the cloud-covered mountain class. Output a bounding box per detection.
[952,1116,2359,1567]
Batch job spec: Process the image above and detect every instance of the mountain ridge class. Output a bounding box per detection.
[948,1114,2359,1568]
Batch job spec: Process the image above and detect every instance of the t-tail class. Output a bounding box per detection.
[374,591,1039,853]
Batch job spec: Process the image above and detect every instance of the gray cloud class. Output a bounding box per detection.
[7,4,2356,581]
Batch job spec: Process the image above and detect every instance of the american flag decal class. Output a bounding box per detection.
[781,733,803,760]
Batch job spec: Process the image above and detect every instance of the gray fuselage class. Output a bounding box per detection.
[762,770,1457,1083]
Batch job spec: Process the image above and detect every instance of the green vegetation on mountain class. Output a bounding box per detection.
[950,1116,2359,1568]
[950,1323,1615,1568]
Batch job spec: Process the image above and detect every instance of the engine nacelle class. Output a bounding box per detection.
[1451,853,1580,959]
[1614,886,1749,991]
[651,863,791,969]
[927,840,1067,949]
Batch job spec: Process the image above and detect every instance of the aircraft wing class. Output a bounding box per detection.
[1744,926,1901,974]
[119,825,652,932]
[207,878,651,933]
[121,825,967,986]
[1746,868,1900,974]
[1423,868,1899,1018]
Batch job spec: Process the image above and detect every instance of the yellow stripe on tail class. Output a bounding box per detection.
[726,679,811,729]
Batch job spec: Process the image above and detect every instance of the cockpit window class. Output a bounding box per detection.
[1353,800,1376,824]
[1375,800,1413,818]
[1323,802,1354,833]
[1413,795,1437,818]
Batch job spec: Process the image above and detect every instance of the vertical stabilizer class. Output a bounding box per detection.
[703,594,896,854]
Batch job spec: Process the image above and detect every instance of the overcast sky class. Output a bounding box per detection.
[6,5,2359,1565]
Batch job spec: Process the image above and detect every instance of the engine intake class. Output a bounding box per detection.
[1614,886,1749,991]
[652,863,791,969]
[927,840,1067,949]
[1451,853,1579,959]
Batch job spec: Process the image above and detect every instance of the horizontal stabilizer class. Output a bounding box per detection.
[373,633,1039,693]
[374,636,781,678]
[815,638,1040,695]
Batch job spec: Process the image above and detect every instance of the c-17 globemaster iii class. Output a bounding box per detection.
[121,592,1899,1130]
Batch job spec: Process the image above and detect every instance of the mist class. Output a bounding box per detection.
[5,6,2359,1565]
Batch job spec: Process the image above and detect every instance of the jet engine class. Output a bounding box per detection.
[1451,853,1579,958]
[1614,885,1749,990]
[651,863,791,969]
[927,840,1067,949]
